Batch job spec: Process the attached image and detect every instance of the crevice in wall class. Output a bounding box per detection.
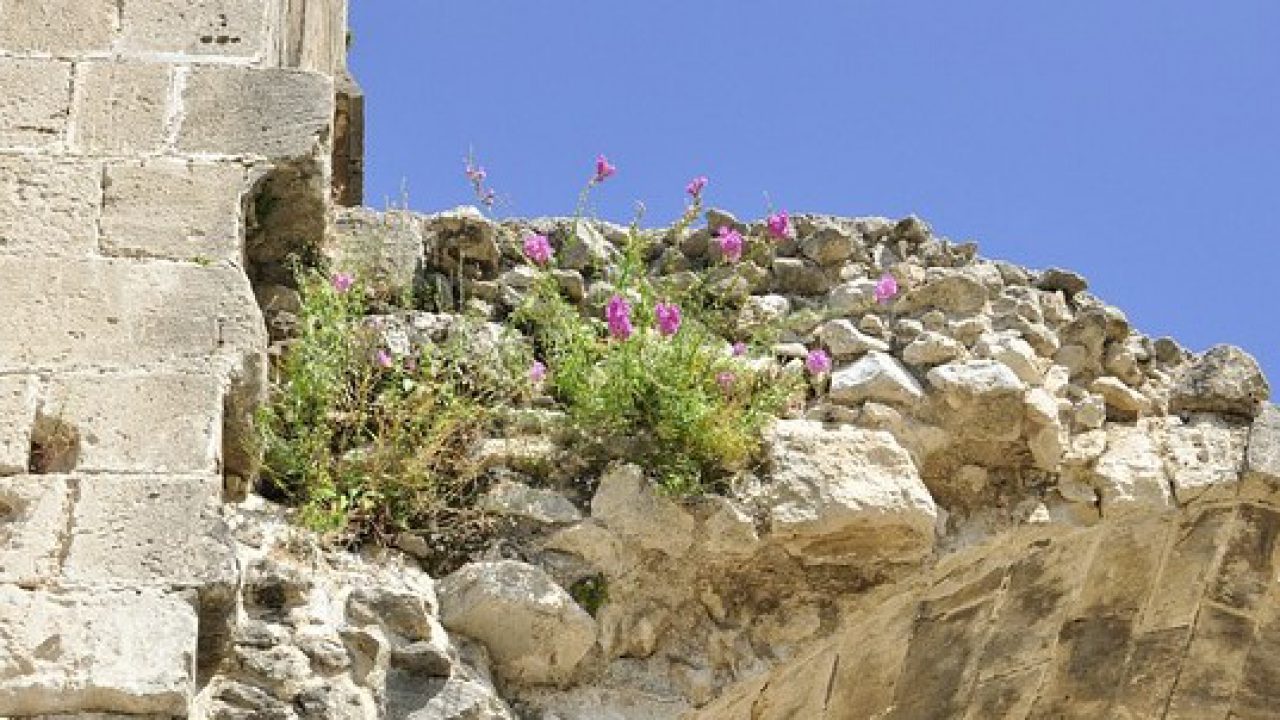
[28,410,80,475]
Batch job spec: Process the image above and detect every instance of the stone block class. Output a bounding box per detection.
[888,599,993,719]
[1244,403,1280,488]
[0,156,101,256]
[101,161,246,262]
[62,474,236,588]
[1206,504,1280,613]
[0,256,264,370]
[332,208,424,293]
[0,0,115,55]
[1140,506,1234,631]
[0,586,197,716]
[72,62,172,155]
[0,476,70,584]
[178,67,333,158]
[44,372,222,474]
[0,59,71,150]
[1164,605,1255,719]
[119,0,268,59]
[0,375,39,474]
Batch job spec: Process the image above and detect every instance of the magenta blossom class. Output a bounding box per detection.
[731,341,747,357]
[654,301,682,337]
[529,360,547,384]
[594,154,617,183]
[716,371,736,392]
[465,164,486,184]
[686,175,708,199]
[805,349,832,376]
[331,271,354,293]
[605,294,634,340]
[766,210,791,240]
[375,349,394,369]
[874,273,899,304]
[523,233,553,266]
[717,226,744,263]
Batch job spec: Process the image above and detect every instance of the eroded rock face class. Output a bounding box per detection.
[1171,344,1270,418]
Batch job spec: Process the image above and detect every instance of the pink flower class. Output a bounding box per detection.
[716,371,736,392]
[529,360,547,384]
[805,349,832,376]
[594,154,617,183]
[717,226,744,263]
[686,175,708,199]
[375,349,394,369]
[523,233,553,266]
[731,341,747,357]
[331,271,354,293]
[874,273,899,304]
[465,164,486,184]
[766,210,791,240]
[654,301,682,337]
[605,294,634,340]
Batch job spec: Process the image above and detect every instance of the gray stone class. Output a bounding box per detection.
[818,319,890,359]
[332,208,424,293]
[0,587,197,716]
[482,481,582,525]
[829,352,924,407]
[559,219,618,271]
[438,561,597,686]
[178,67,333,158]
[101,161,247,262]
[799,225,857,266]
[827,279,878,315]
[0,156,100,256]
[72,62,172,155]
[1170,345,1270,418]
[773,257,832,295]
[1037,268,1088,296]
[0,0,115,54]
[0,59,71,150]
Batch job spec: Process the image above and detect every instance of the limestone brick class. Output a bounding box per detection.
[0,59,72,150]
[0,586,197,716]
[0,0,116,56]
[101,160,246,262]
[0,375,38,474]
[72,62,172,155]
[118,0,269,59]
[0,156,101,256]
[0,475,69,585]
[177,66,333,158]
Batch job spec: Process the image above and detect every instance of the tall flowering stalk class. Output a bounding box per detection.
[655,302,682,337]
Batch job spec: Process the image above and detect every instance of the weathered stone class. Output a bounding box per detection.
[1093,425,1174,516]
[901,331,965,367]
[818,318,890,358]
[1036,267,1088,296]
[591,464,695,557]
[558,219,618,271]
[0,257,264,370]
[1160,417,1247,503]
[438,561,596,686]
[829,352,924,407]
[178,67,333,158]
[44,372,222,474]
[799,225,856,265]
[482,481,581,525]
[1170,345,1270,418]
[899,272,988,315]
[1091,375,1150,418]
[0,156,100,256]
[72,62,172,155]
[0,375,39,475]
[101,161,247,262]
[827,278,877,315]
[119,0,269,58]
[772,257,831,295]
[0,587,197,716]
[0,59,71,150]
[0,476,69,584]
[62,475,236,587]
[974,332,1042,384]
[927,359,1027,441]
[762,421,936,565]
[0,0,115,55]
[739,294,791,329]
[1245,403,1280,488]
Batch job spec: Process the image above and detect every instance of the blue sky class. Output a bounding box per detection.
[349,2,1279,389]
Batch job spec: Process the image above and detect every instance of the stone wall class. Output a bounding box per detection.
[0,1,346,715]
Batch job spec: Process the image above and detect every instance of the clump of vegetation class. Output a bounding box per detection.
[255,268,530,568]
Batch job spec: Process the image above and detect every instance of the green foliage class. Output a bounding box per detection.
[516,226,799,495]
[255,270,528,567]
[569,574,609,616]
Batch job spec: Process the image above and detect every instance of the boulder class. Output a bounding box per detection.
[761,421,937,565]
[818,319,890,359]
[438,561,597,686]
[590,464,696,557]
[829,352,924,407]
[1170,345,1270,418]
[926,360,1027,441]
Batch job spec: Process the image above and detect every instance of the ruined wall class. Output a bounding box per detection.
[0,1,347,715]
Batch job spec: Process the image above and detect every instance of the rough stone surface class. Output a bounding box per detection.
[1171,345,1270,418]
[927,359,1027,441]
[0,0,116,55]
[0,156,101,256]
[0,375,38,474]
[829,352,925,407]
[101,161,247,262]
[178,67,334,158]
[73,62,172,155]
[119,0,269,58]
[762,421,937,564]
[591,464,695,557]
[1245,403,1280,486]
[0,587,198,716]
[0,59,71,150]
[438,561,597,686]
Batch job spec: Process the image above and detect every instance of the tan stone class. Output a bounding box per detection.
[0,375,39,474]
[61,474,236,588]
[0,0,116,55]
[101,161,246,262]
[0,256,264,370]
[0,586,197,716]
[0,156,100,256]
[44,373,222,474]
[0,476,70,584]
[119,0,268,58]
[178,67,333,158]
[0,59,71,150]
[72,62,172,155]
